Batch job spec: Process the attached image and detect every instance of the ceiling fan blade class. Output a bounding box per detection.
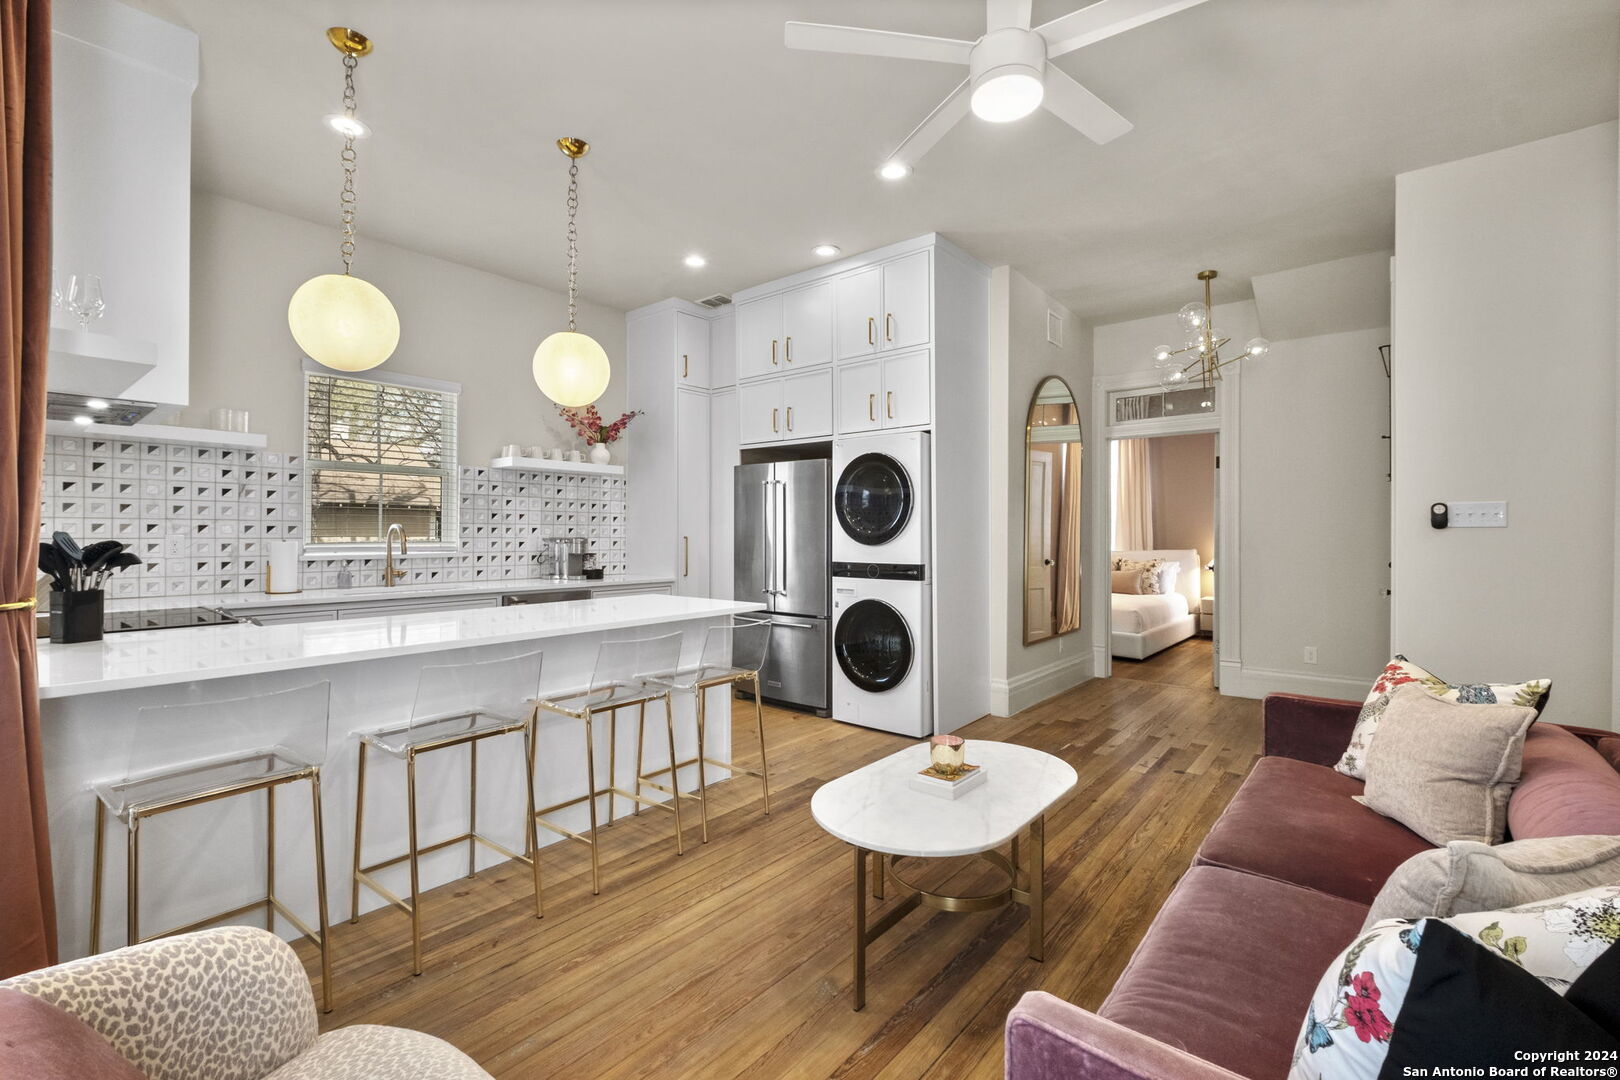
[1041,64,1133,144]
[1036,0,1211,58]
[784,22,974,65]
[987,0,1034,32]
[885,78,971,171]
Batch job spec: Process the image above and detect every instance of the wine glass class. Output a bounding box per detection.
[68,273,104,327]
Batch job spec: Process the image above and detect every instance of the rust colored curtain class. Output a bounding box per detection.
[0,0,54,977]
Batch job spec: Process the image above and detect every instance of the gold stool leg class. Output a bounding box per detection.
[266,784,276,931]
[350,741,367,924]
[663,693,685,856]
[694,686,710,844]
[633,701,647,817]
[90,799,106,954]
[582,711,602,895]
[753,674,772,815]
[523,722,543,919]
[467,740,478,879]
[406,748,423,975]
[126,814,141,947]
[607,706,618,826]
[308,769,333,1012]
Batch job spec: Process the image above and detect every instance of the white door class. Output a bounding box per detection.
[708,388,738,599]
[782,281,833,369]
[1025,450,1054,640]
[675,311,710,388]
[781,368,833,439]
[675,389,711,596]
[737,379,783,445]
[881,349,930,428]
[836,358,883,434]
[834,265,881,360]
[880,251,930,352]
[735,295,783,380]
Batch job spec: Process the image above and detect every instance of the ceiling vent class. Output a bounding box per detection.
[696,293,732,309]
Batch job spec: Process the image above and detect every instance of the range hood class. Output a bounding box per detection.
[47,326,157,398]
[46,391,156,426]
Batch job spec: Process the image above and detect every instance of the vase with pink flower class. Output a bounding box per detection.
[557,404,640,466]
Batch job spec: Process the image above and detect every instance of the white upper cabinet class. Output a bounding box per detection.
[781,369,833,439]
[675,310,710,388]
[736,294,784,380]
[738,379,783,444]
[880,348,930,428]
[709,310,736,388]
[835,266,882,360]
[781,281,833,369]
[881,251,931,352]
[836,358,883,434]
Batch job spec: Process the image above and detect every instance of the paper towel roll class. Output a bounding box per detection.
[265,540,303,594]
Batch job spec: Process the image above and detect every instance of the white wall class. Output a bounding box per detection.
[988,266,1095,715]
[1393,121,1619,729]
[186,193,628,462]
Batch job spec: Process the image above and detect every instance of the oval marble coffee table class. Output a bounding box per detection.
[810,740,1078,1010]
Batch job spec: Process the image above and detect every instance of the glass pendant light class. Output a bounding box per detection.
[288,28,400,373]
[1146,270,1274,389]
[533,138,611,407]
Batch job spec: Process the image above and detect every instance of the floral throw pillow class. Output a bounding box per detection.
[1334,656,1551,780]
[1289,885,1620,1079]
[1112,558,1177,595]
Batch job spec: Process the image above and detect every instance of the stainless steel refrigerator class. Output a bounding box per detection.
[735,459,830,715]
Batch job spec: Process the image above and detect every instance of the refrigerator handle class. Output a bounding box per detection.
[776,479,789,599]
[761,478,776,599]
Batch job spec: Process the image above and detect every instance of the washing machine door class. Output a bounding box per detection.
[834,598,914,693]
[835,453,913,546]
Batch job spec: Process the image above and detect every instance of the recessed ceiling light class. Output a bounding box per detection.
[72,414,93,425]
[813,244,841,258]
[85,398,109,410]
[324,113,370,139]
[878,161,910,181]
[683,253,707,269]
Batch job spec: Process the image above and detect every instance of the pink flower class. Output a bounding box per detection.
[1349,972,1380,1002]
[1342,976,1392,1043]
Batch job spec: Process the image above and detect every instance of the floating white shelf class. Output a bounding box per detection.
[47,327,157,397]
[489,455,625,477]
[46,419,269,448]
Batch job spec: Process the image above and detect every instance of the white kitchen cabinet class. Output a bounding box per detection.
[708,388,738,599]
[781,369,834,439]
[835,266,882,360]
[736,294,784,380]
[676,310,710,388]
[781,281,833,369]
[881,250,931,352]
[674,389,711,596]
[836,358,883,434]
[709,310,736,388]
[738,379,783,444]
[880,348,931,428]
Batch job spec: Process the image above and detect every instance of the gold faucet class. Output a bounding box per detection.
[385,523,408,586]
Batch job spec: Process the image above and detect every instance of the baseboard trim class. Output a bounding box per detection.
[991,652,1095,716]
[1218,660,1368,701]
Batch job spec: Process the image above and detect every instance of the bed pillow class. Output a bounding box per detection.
[1335,655,1551,780]
[1112,557,1166,594]
[1110,570,1146,595]
[1354,684,1536,846]
[1289,888,1620,1079]
[1364,835,1620,928]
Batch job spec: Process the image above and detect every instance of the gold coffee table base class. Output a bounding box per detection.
[848,813,1045,1011]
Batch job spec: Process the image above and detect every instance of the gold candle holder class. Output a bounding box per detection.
[929,734,966,778]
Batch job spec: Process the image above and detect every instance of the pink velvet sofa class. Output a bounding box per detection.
[1005,693,1620,1080]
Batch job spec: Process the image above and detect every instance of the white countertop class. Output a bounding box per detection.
[38,595,763,700]
[810,741,1078,858]
[107,575,676,614]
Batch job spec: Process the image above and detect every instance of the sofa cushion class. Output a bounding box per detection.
[1509,724,1620,840]
[0,987,149,1080]
[1099,865,1369,1080]
[264,1025,492,1080]
[1194,756,1432,905]
[1365,835,1620,928]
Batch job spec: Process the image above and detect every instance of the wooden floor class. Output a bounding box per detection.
[307,636,1258,1078]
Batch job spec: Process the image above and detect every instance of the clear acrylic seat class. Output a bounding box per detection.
[359,648,545,757]
[538,631,686,718]
[645,618,772,692]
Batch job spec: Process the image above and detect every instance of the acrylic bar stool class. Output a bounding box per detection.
[532,631,685,895]
[89,681,334,1012]
[351,648,544,976]
[641,618,774,843]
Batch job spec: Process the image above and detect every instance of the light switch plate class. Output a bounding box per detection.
[1447,501,1508,528]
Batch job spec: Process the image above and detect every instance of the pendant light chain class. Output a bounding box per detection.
[339,53,359,274]
[565,157,580,332]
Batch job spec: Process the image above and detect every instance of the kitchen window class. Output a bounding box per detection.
[303,360,460,551]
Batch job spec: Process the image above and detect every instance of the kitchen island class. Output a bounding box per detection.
[38,594,763,960]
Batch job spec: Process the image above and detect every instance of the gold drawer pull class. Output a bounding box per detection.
[867,316,874,346]
[885,313,894,342]
[868,393,876,422]
[785,336,793,362]
[772,407,779,433]
[683,536,690,577]
[886,391,894,419]
[682,353,689,378]
[772,339,778,365]
[786,406,794,431]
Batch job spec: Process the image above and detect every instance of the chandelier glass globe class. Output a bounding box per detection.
[288,273,399,372]
[1149,343,1174,363]
[1245,336,1271,358]
[1177,301,1207,332]
[1156,356,1189,392]
[532,330,611,408]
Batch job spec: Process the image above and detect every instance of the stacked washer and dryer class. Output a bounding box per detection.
[830,432,933,737]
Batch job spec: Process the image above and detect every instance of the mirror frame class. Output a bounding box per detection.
[1022,375,1083,646]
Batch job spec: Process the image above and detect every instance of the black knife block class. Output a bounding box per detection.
[50,589,104,644]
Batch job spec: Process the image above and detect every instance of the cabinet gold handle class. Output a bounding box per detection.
[772,407,779,433]
[682,353,689,378]
[684,536,690,577]
[785,336,793,362]
[886,391,894,419]
[885,313,894,342]
[772,339,778,365]
[786,406,794,431]
[868,393,876,422]
[867,316,874,346]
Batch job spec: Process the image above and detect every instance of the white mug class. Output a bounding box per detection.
[546,448,566,461]
[522,446,541,459]
[500,444,521,459]
[567,449,585,463]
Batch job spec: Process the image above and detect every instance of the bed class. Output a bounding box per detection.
[1110,547,1202,660]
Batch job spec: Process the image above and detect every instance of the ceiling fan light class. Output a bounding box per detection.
[970,69,1044,122]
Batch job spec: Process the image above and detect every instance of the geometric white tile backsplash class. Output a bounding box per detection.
[41,433,627,601]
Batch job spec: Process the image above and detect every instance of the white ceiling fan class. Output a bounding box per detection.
[785,0,1211,177]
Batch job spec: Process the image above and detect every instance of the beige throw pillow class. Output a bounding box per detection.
[1112,557,1167,594]
[1355,684,1537,846]
[1363,834,1620,929]
[1110,570,1145,594]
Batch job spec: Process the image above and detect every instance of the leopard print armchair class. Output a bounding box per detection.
[0,925,491,1080]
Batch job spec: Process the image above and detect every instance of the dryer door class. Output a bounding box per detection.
[834,453,913,547]
[834,598,914,693]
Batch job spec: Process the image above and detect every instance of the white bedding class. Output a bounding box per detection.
[1111,592,1191,635]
